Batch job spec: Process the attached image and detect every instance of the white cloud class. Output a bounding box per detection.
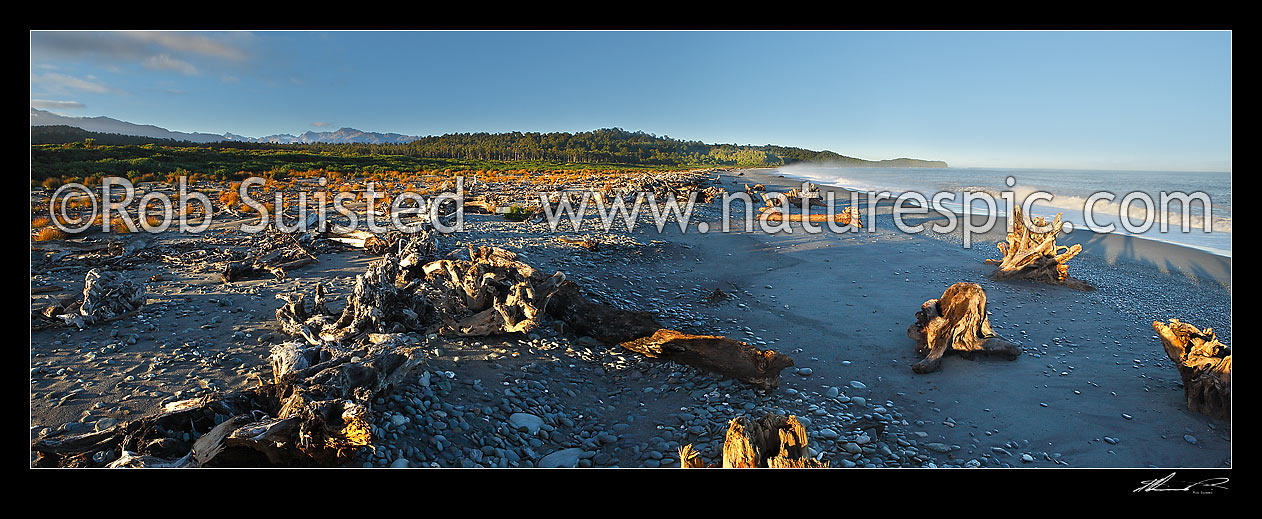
[142,54,199,75]
[311,121,332,127]
[31,99,85,110]
[32,31,251,62]
[122,31,250,61]
[30,72,111,94]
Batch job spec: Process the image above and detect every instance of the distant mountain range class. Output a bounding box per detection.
[30,108,419,145]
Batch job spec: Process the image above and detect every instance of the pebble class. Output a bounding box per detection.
[539,448,584,468]
[508,413,544,435]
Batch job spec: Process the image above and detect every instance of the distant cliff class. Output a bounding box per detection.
[873,158,949,168]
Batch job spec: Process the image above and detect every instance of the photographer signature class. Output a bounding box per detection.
[1134,472,1229,493]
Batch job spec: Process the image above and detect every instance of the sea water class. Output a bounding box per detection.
[775,165,1231,257]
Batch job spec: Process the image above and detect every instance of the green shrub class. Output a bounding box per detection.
[503,204,534,222]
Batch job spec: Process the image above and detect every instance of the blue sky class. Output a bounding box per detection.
[30,31,1232,171]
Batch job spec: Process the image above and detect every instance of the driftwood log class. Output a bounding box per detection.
[985,206,1092,290]
[759,205,862,227]
[542,280,661,343]
[680,414,826,468]
[463,196,498,214]
[32,338,425,467]
[543,282,793,390]
[1153,319,1231,420]
[907,282,1020,374]
[220,229,318,282]
[556,236,599,251]
[621,330,793,391]
[326,229,396,255]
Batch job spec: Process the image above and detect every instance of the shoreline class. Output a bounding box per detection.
[729,167,1231,286]
[741,166,1232,260]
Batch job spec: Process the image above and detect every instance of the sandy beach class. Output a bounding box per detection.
[30,167,1231,468]
[708,168,1231,467]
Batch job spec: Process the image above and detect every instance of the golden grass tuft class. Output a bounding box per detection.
[109,216,134,233]
[34,227,67,241]
[219,184,242,207]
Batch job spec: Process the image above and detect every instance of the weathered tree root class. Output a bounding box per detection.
[679,414,827,468]
[419,246,566,338]
[785,182,828,208]
[907,282,1020,374]
[1153,319,1231,420]
[35,269,146,330]
[985,206,1092,290]
[32,339,426,467]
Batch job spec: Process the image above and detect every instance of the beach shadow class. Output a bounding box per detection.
[1067,229,1230,288]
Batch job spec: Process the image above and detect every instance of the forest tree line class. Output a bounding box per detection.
[31,126,944,182]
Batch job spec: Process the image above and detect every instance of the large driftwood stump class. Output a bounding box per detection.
[32,338,425,467]
[907,282,1020,374]
[679,414,827,468]
[985,206,1092,290]
[1153,319,1231,420]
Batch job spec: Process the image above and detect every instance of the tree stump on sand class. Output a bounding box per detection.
[679,414,827,468]
[985,206,1092,290]
[907,282,1020,374]
[1153,319,1231,420]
